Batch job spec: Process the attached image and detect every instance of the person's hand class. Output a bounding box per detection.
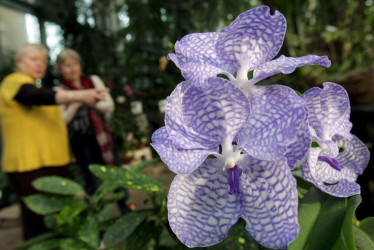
[79,88,108,107]
[70,101,83,110]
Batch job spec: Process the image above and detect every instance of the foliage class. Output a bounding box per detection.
[17,159,374,249]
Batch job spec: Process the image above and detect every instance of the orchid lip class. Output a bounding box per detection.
[318,156,343,171]
[227,165,242,195]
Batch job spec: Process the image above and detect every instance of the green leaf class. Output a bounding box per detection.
[289,186,346,250]
[353,226,374,250]
[103,209,152,247]
[89,164,161,192]
[57,202,88,225]
[26,238,70,250]
[127,158,160,171]
[14,232,57,250]
[209,219,261,250]
[77,217,100,249]
[358,217,374,242]
[332,195,361,250]
[125,220,163,250]
[23,194,83,215]
[32,176,85,195]
[96,204,115,223]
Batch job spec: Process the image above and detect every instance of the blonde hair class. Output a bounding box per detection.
[15,44,48,63]
[55,48,82,72]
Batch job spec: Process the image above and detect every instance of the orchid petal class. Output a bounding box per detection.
[168,159,241,247]
[302,83,352,140]
[284,121,311,169]
[239,155,299,249]
[320,82,352,138]
[217,6,286,73]
[238,94,306,160]
[168,33,232,83]
[151,127,213,175]
[301,147,363,197]
[165,81,215,149]
[253,55,331,83]
[261,84,299,97]
[334,134,370,182]
[183,77,250,144]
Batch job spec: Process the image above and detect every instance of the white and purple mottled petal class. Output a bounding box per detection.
[165,81,218,149]
[168,33,233,83]
[216,6,286,74]
[151,127,213,175]
[239,155,299,249]
[238,94,306,160]
[168,159,241,247]
[301,140,367,198]
[252,55,331,83]
[334,134,370,182]
[302,83,352,141]
[183,77,250,144]
[284,121,311,169]
[261,84,299,97]
[320,82,352,138]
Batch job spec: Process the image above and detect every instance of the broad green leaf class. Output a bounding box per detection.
[91,181,121,203]
[32,176,85,195]
[332,195,361,250]
[90,164,161,192]
[26,238,71,250]
[289,186,346,250]
[293,173,313,199]
[125,220,163,250]
[14,232,57,250]
[127,158,160,171]
[358,217,374,242]
[59,238,95,250]
[24,194,83,215]
[96,204,114,223]
[77,217,100,249]
[103,209,152,247]
[353,226,374,250]
[57,202,88,224]
[209,219,260,250]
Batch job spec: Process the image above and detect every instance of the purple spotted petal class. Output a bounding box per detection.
[284,121,311,169]
[239,155,299,249]
[334,134,370,182]
[320,82,352,138]
[165,81,217,149]
[168,159,241,247]
[253,55,331,83]
[261,84,299,97]
[238,94,306,160]
[301,144,365,197]
[217,6,286,73]
[302,82,352,140]
[183,77,250,144]
[151,127,213,175]
[169,33,233,83]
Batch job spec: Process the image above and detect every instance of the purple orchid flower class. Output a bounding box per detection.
[301,82,370,197]
[168,5,331,97]
[151,77,307,249]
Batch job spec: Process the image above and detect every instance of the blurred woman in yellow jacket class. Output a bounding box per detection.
[0,44,107,240]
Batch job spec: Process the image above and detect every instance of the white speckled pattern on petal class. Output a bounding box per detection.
[238,94,306,160]
[151,127,214,175]
[217,6,286,72]
[239,155,299,249]
[183,77,250,144]
[168,159,241,247]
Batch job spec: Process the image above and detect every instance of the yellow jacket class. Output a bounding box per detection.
[0,72,71,172]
